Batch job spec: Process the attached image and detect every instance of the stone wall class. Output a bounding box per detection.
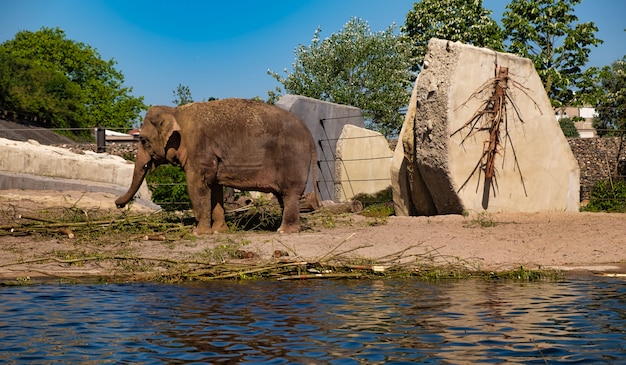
[55,141,138,159]
[568,137,626,201]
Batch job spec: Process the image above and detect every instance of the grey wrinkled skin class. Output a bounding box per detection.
[116,98,320,234]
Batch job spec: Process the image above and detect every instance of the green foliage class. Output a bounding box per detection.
[402,0,504,70]
[269,17,414,137]
[316,209,338,229]
[582,179,626,213]
[360,205,393,228]
[172,83,193,106]
[0,27,145,133]
[465,212,497,228]
[146,165,191,211]
[353,186,393,206]
[558,117,580,138]
[226,196,282,232]
[353,187,395,219]
[199,237,250,263]
[593,56,626,136]
[502,0,603,107]
[0,49,82,130]
[487,266,563,281]
[360,204,394,217]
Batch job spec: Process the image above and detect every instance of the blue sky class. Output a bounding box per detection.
[2,0,624,108]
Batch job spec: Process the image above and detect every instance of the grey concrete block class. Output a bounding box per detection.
[277,95,365,201]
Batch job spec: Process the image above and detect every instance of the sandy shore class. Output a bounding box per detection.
[1,189,625,282]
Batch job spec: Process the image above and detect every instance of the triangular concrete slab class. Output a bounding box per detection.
[392,39,579,215]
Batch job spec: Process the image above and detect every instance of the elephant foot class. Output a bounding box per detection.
[193,227,227,235]
[193,226,214,236]
[277,224,300,234]
[212,222,229,233]
[194,221,228,235]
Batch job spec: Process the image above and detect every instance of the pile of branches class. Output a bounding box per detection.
[162,235,442,282]
[0,204,470,282]
[0,203,559,283]
[0,209,193,241]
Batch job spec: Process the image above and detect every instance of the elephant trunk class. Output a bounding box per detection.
[115,146,151,208]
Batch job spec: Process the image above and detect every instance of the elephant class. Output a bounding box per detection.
[115,98,320,234]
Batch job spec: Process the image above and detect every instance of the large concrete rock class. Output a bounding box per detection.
[335,125,393,202]
[276,95,364,201]
[392,39,579,215]
[391,83,436,216]
[0,137,155,208]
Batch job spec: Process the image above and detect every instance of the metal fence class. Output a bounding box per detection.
[2,121,626,208]
[317,134,393,202]
[152,132,394,207]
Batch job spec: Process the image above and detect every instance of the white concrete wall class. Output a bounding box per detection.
[0,137,154,207]
[335,125,393,201]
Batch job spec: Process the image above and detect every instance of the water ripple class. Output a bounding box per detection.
[1,278,625,363]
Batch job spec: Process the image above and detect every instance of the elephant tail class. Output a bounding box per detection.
[308,141,321,211]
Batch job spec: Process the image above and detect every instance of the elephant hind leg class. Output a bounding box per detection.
[277,193,301,233]
[209,182,228,233]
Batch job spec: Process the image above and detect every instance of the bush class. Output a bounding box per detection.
[145,165,191,211]
[559,117,580,138]
[582,179,626,212]
[353,187,395,217]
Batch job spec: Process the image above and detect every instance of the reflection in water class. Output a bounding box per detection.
[1,277,625,363]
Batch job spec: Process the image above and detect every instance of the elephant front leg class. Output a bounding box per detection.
[186,180,212,235]
[186,173,226,235]
[277,193,301,233]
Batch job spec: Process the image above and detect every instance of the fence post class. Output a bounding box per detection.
[96,127,106,153]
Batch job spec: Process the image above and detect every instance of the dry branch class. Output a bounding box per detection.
[451,64,534,197]
[316,232,357,262]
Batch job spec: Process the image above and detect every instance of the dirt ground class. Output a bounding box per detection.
[1,189,626,283]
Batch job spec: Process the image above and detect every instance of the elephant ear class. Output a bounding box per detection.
[156,113,181,148]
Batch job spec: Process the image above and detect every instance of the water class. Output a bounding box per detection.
[1,277,625,364]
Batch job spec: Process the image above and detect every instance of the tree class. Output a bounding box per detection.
[593,56,626,135]
[0,49,82,129]
[502,0,603,107]
[172,83,193,106]
[269,17,414,136]
[402,0,504,70]
[0,27,145,133]
[558,117,580,138]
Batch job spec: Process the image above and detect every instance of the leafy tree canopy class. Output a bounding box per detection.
[402,0,504,70]
[593,56,626,135]
[172,83,193,106]
[0,48,83,129]
[502,0,603,107]
[0,27,145,134]
[269,17,414,137]
[268,1,604,137]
